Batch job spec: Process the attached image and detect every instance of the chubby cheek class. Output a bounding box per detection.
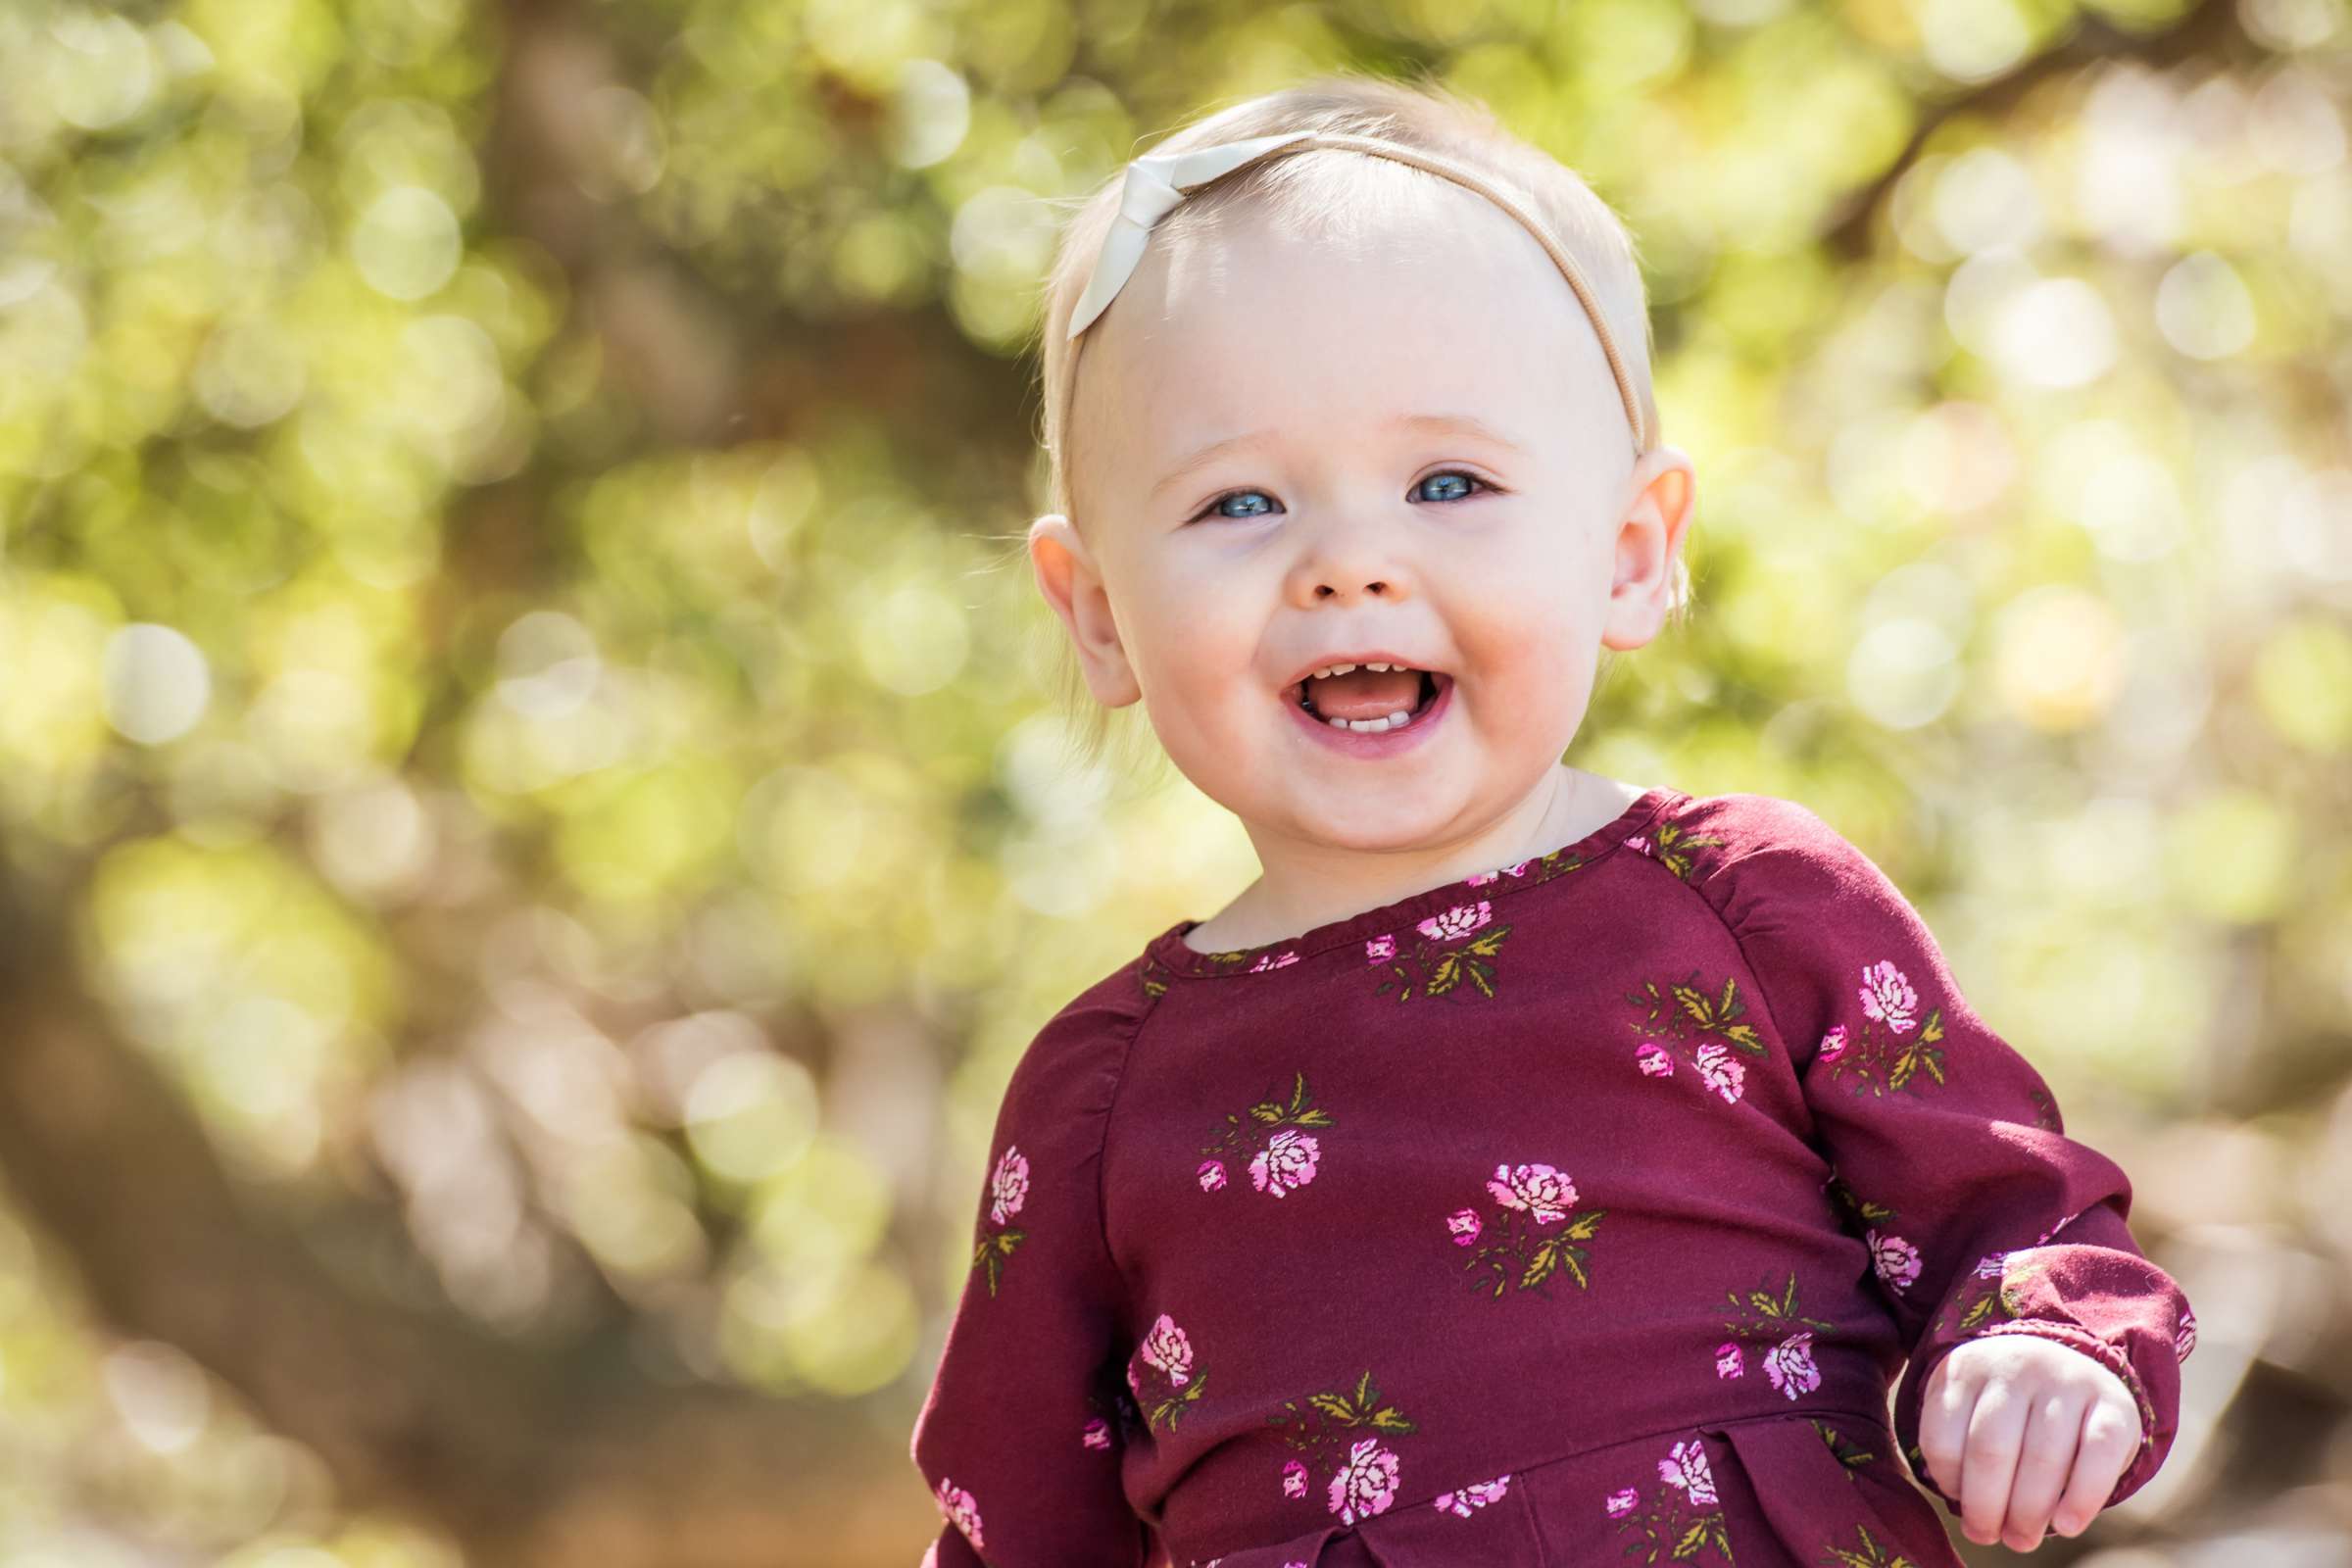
[1456,604,1597,743]
[1123,597,1266,748]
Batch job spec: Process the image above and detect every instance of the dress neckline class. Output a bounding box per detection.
[1143,784,1686,980]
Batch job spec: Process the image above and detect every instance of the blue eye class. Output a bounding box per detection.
[1414,471,1487,504]
[1190,471,1494,523]
[1206,489,1278,520]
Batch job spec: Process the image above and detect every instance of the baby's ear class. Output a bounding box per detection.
[1028,513,1143,708]
[1599,447,1696,653]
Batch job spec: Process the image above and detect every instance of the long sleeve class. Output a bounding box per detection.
[1699,796,2192,1516]
[908,968,1153,1566]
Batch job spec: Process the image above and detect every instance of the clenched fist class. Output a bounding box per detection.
[1919,1336,2142,1551]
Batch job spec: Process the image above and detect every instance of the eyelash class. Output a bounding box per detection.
[1188,469,1500,523]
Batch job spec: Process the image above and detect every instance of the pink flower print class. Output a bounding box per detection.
[1604,1487,1639,1517]
[2176,1307,2197,1362]
[988,1146,1029,1225]
[1693,1043,1745,1103]
[1974,1250,2009,1279]
[1081,1416,1111,1449]
[1868,1229,1922,1294]
[1416,901,1493,942]
[1763,1332,1821,1400]
[1486,1161,1576,1223]
[1124,1359,1141,1396]
[1198,1158,1226,1192]
[1365,934,1396,963]
[1858,959,1919,1035]
[1141,1313,1193,1387]
[1250,1129,1320,1197]
[1625,834,1651,856]
[1636,1042,1674,1077]
[1657,1439,1717,1506]
[1817,1023,1848,1065]
[1714,1341,1743,1379]
[1250,949,1300,972]
[934,1478,984,1548]
[1433,1474,1511,1516]
[1446,1206,1483,1247]
[1465,868,1500,887]
[1282,1459,1308,1499]
[1327,1437,1401,1524]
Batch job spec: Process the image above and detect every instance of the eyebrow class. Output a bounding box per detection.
[1148,413,1528,502]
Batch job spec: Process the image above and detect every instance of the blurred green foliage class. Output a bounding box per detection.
[0,0,2347,1562]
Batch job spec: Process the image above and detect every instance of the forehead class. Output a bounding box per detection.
[1075,172,1617,479]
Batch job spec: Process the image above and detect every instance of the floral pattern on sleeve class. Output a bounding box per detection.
[1198,1071,1333,1197]
[1812,958,1949,1098]
[932,1477,984,1550]
[1623,968,1771,1105]
[1606,1436,1732,1565]
[1623,818,1728,881]
[1128,1312,1208,1432]
[1267,1369,1417,1524]
[1446,1160,1608,1299]
[968,1144,1027,1297]
[1825,1175,1924,1298]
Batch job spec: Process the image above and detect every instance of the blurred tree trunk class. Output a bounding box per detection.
[0,835,924,1566]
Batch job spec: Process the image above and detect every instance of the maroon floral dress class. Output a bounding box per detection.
[909,787,2194,1567]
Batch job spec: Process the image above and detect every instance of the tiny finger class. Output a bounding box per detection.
[2001,1389,2084,1550]
[1960,1381,2029,1546]
[2051,1398,2138,1537]
[1917,1357,1978,1498]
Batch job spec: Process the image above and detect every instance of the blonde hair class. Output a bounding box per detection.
[1014,69,1692,777]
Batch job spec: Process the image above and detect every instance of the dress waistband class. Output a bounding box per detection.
[1162,1401,1901,1568]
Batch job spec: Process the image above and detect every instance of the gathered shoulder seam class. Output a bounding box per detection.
[1628,815,1822,1145]
[1094,965,1173,1324]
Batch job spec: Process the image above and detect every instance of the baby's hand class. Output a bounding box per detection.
[1918,1336,2142,1551]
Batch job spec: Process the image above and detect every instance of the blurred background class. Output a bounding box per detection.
[0,0,2346,1564]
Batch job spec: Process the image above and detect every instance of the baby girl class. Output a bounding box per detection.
[908,71,2192,1568]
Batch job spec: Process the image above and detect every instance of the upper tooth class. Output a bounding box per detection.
[1305,659,1427,680]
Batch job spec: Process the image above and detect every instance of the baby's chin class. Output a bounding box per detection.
[1247,765,1494,855]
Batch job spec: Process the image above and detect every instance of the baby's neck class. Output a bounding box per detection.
[1182,767,1649,955]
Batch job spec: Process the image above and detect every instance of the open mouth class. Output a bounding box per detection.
[1287,666,1449,733]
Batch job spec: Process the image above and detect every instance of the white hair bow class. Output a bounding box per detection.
[1059,128,1650,456]
[1064,130,1315,340]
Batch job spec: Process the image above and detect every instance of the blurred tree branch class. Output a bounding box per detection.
[1822,0,2250,259]
[485,0,1039,469]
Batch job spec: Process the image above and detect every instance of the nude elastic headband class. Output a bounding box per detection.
[1064,128,1652,457]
